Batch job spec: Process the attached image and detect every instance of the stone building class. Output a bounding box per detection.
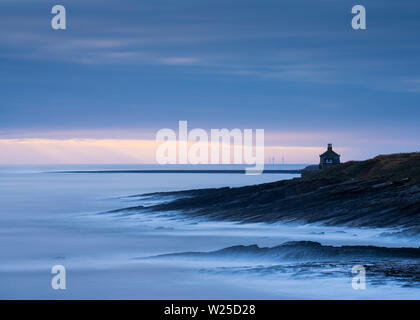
[319,144,340,169]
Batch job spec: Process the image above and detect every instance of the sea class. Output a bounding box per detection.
[0,164,419,299]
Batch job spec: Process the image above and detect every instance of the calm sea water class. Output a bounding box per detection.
[0,165,418,299]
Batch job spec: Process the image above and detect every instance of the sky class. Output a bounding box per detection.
[0,0,419,164]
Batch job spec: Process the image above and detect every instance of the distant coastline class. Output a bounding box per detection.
[53,169,302,174]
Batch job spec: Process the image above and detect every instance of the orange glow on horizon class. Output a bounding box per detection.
[0,138,331,165]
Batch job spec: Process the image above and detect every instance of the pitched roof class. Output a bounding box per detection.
[320,149,340,157]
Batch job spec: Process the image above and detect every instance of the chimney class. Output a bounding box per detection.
[328,143,332,151]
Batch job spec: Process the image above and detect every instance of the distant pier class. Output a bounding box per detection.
[54,169,303,174]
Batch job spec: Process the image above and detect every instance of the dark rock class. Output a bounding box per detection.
[111,153,420,234]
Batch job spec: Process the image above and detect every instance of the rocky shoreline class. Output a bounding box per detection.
[111,152,420,236]
[138,241,420,288]
[141,240,420,261]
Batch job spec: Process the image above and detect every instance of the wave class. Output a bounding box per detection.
[106,175,420,236]
[138,241,420,288]
[140,241,420,262]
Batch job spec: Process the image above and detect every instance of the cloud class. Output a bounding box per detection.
[1,0,420,143]
[0,139,158,164]
[0,138,327,164]
[1,0,419,91]
[159,57,201,65]
[0,126,419,164]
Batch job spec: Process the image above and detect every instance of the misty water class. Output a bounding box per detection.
[0,165,419,299]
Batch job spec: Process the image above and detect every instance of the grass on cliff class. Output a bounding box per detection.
[303,152,420,184]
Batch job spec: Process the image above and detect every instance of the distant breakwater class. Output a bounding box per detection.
[52,169,303,174]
